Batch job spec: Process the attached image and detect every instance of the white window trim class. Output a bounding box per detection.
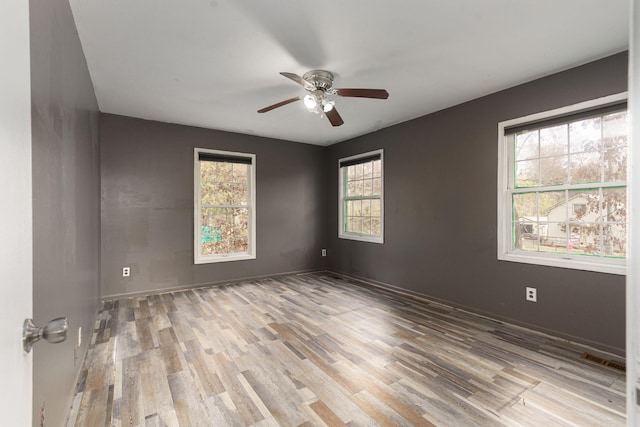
[338,149,384,244]
[194,148,256,264]
[497,92,627,275]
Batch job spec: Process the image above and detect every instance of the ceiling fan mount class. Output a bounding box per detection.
[258,70,389,127]
[302,70,335,92]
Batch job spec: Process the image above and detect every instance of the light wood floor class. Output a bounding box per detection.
[67,272,626,426]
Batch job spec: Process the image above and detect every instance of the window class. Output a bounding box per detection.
[194,148,256,264]
[338,149,384,243]
[498,93,628,275]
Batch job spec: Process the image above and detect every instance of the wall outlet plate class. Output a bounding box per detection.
[322,249,327,257]
[526,287,537,302]
[122,267,130,277]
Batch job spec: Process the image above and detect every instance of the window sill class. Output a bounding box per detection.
[339,233,384,244]
[194,253,256,264]
[498,251,625,275]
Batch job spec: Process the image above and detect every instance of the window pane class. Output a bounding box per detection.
[570,152,600,183]
[371,199,381,217]
[372,160,382,178]
[362,217,372,235]
[231,183,248,205]
[371,218,381,235]
[218,162,233,181]
[347,181,356,197]
[200,162,216,182]
[514,220,539,251]
[361,200,371,216]
[540,124,568,156]
[513,192,540,251]
[602,188,627,223]
[201,207,231,255]
[539,191,565,220]
[568,189,599,221]
[564,189,598,256]
[217,182,234,205]
[515,131,539,161]
[540,155,568,186]
[363,179,373,196]
[513,193,537,221]
[231,238,248,253]
[515,159,539,187]
[603,111,628,149]
[603,223,626,258]
[200,180,216,205]
[355,164,364,179]
[603,148,627,182]
[540,224,568,253]
[569,117,601,153]
[567,222,600,256]
[348,217,362,233]
[347,165,356,180]
[363,161,373,179]
[233,163,249,181]
[372,178,382,195]
[354,180,364,197]
[352,200,362,216]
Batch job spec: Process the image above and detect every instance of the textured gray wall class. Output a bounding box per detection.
[327,52,628,354]
[30,0,101,425]
[100,114,327,298]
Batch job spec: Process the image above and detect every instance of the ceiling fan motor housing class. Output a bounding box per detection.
[303,70,334,91]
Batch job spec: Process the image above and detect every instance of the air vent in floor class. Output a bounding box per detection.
[580,352,626,372]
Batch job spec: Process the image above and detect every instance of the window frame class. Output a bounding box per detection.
[194,148,256,264]
[497,93,628,275]
[338,149,384,244]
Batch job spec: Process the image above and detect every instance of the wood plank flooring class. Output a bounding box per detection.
[67,272,626,426]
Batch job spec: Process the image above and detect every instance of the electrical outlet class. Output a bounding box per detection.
[322,249,327,257]
[526,287,537,302]
[122,267,130,277]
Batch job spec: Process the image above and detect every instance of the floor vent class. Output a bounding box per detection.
[580,352,626,372]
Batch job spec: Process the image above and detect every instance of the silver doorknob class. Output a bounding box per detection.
[23,317,68,353]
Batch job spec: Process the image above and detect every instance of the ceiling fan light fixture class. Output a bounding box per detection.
[322,99,335,112]
[303,94,317,111]
[258,70,388,127]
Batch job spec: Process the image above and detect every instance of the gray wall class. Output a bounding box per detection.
[100,114,327,298]
[327,52,628,354]
[30,0,101,425]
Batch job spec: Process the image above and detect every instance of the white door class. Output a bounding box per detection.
[0,1,34,425]
[629,0,640,424]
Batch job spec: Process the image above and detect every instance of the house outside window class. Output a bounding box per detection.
[338,149,384,243]
[497,93,628,275]
[194,148,256,264]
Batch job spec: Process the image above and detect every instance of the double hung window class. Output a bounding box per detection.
[194,148,256,264]
[498,94,628,274]
[338,150,384,243]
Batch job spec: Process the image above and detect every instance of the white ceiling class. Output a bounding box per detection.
[69,0,629,146]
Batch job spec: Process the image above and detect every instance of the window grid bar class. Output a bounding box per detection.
[343,195,382,201]
[201,204,249,209]
[511,180,626,193]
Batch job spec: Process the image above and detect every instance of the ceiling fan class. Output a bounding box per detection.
[257,70,389,127]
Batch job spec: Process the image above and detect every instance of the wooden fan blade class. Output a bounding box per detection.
[280,72,314,90]
[335,88,389,99]
[257,96,301,113]
[325,107,344,127]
